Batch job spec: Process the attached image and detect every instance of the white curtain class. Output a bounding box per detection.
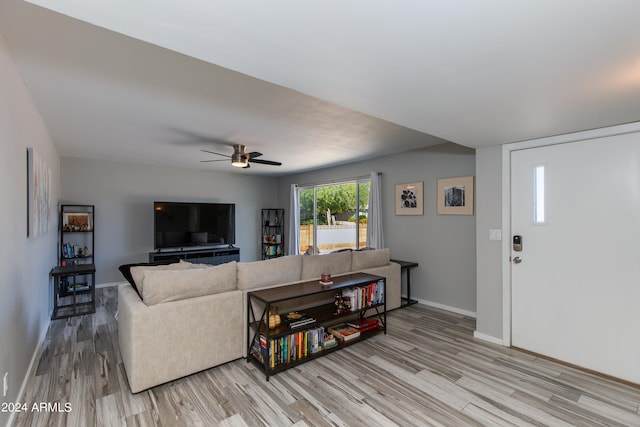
[288,184,300,255]
[366,172,384,249]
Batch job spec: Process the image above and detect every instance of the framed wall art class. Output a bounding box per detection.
[437,176,474,215]
[395,181,423,215]
[27,147,52,237]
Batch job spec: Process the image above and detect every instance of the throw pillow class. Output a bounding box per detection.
[118,258,183,298]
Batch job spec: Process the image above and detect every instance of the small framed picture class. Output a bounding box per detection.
[395,182,424,215]
[63,212,93,231]
[437,176,474,215]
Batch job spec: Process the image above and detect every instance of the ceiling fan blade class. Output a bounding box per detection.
[249,158,282,166]
[244,151,263,159]
[200,159,228,163]
[201,149,231,158]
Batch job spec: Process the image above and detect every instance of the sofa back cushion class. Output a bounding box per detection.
[237,255,302,291]
[127,261,192,297]
[300,251,352,280]
[351,248,390,270]
[142,261,237,305]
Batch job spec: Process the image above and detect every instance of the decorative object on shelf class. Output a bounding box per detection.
[395,181,424,216]
[437,176,475,215]
[63,212,92,231]
[333,292,351,315]
[268,308,281,329]
[321,272,332,283]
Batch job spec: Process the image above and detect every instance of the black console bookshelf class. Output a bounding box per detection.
[149,246,240,265]
[247,272,386,380]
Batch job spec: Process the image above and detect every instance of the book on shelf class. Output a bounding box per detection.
[346,318,380,332]
[250,336,267,364]
[328,323,361,342]
[65,282,90,292]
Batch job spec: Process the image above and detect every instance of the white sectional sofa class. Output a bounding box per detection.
[117,248,401,393]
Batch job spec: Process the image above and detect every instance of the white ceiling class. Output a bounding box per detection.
[2,0,640,175]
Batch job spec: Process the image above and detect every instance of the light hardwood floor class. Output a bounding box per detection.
[13,286,640,426]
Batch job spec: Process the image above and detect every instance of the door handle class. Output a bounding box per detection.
[513,256,522,264]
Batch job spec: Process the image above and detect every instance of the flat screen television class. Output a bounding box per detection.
[154,201,235,250]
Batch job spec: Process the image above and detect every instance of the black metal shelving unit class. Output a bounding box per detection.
[51,204,96,319]
[261,209,284,259]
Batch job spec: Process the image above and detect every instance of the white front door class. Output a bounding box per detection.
[510,132,640,383]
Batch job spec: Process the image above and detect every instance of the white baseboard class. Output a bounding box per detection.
[406,296,477,318]
[473,330,505,346]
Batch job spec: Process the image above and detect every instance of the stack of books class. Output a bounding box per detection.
[328,323,361,342]
[283,313,316,329]
[284,316,316,329]
[346,318,380,333]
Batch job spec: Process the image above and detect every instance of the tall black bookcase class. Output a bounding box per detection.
[261,209,284,259]
[51,204,96,319]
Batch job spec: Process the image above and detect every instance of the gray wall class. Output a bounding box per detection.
[475,146,504,339]
[61,158,279,284]
[0,33,60,426]
[277,143,477,314]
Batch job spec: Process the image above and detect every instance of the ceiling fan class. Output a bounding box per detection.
[201,144,282,168]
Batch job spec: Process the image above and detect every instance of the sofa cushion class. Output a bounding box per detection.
[128,261,194,297]
[237,255,302,291]
[300,251,352,280]
[352,248,391,270]
[142,261,237,306]
[118,258,183,298]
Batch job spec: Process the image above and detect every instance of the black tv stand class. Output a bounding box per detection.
[149,247,240,265]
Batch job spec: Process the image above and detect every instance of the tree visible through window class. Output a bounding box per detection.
[299,180,370,255]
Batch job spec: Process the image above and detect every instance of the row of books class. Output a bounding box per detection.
[62,242,90,259]
[250,318,382,369]
[341,280,385,312]
[251,327,335,368]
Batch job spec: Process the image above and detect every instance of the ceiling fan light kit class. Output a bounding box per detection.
[231,152,248,168]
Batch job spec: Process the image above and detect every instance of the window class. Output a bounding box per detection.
[533,164,548,225]
[298,179,370,255]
